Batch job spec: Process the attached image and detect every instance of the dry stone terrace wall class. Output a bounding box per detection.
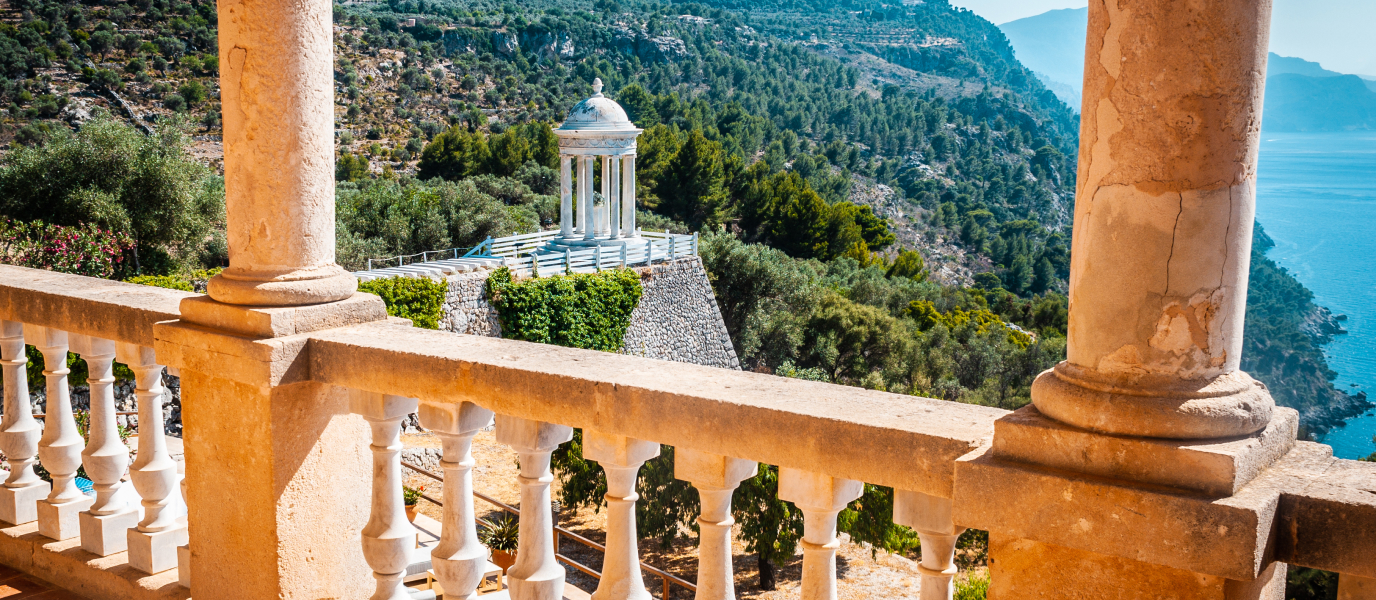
[439,256,740,370]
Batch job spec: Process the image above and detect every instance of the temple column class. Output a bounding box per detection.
[608,157,622,240]
[579,156,593,239]
[621,155,636,237]
[209,0,355,306]
[560,155,573,238]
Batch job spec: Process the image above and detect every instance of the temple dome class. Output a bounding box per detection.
[558,78,637,132]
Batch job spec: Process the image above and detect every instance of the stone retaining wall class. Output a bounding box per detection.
[440,257,740,370]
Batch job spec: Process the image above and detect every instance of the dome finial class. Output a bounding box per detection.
[592,78,604,97]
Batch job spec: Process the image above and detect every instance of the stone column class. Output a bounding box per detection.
[119,344,186,574]
[560,155,574,238]
[893,490,965,600]
[621,155,636,237]
[32,326,91,541]
[1032,0,1276,439]
[209,0,355,306]
[608,158,622,240]
[584,432,658,600]
[420,401,494,600]
[600,156,612,237]
[0,321,46,525]
[675,449,756,600]
[578,156,592,238]
[778,468,862,600]
[353,392,418,600]
[73,335,139,557]
[495,415,572,600]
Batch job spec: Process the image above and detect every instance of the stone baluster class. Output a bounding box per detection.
[118,343,187,573]
[675,449,757,600]
[0,321,46,525]
[495,415,572,600]
[778,468,862,600]
[579,156,593,239]
[622,155,636,236]
[894,490,966,600]
[560,154,574,238]
[351,391,419,600]
[31,325,91,541]
[583,432,658,600]
[72,335,138,556]
[608,157,622,240]
[419,401,494,600]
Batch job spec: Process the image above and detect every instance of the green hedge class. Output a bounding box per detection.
[486,267,642,351]
[358,276,447,330]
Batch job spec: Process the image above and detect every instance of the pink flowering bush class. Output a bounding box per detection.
[0,218,135,279]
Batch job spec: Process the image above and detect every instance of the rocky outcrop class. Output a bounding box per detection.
[492,30,519,57]
[611,26,689,63]
[520,30,575,61]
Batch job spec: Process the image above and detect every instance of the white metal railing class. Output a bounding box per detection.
[355,231,699,282]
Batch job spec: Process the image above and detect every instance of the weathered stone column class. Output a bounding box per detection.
[676,449,756,600]
[209,0,355,306]
[778,468,862,600]
[1032,0,1275,439]
[560,155,574,238]
[420,401,494,600]
[495,415,572,600]
[584,432,658,600]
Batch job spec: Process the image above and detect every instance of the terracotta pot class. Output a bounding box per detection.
[405,504,418,522]
[491,549,517,573]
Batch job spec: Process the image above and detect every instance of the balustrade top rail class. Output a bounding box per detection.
[0,265,194,347]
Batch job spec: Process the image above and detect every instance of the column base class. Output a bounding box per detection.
[79,507,141,556]
[989,535,1285,600]
[178,544,191,588]
[37,496,94,541]
[432,552,490,599]
[0,483,50,525]
[128,526,189,574]
[206,265,357,307]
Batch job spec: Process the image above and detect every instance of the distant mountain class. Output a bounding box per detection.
[999,8,1087,110]
[1263,73,1376,132]
[1269,54,1345,78]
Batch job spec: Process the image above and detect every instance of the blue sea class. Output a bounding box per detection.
[1256,131,1376,460]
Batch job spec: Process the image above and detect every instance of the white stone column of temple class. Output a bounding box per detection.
[560,155,574,238]
[621,155,636,237]
[583,432,658,600]
[119,343,186,574]
[778,468,862,600]
[675,449,757,600]
[208,0,355,306]
[1031,0,1275,440]
[0,321,46,525]
[894,490,966,600]
[578,156,592,238]
[352,392,419,600]
[608,157,622,240]
[600,156,612,236]
[72,335,138,556]
[419,401,495,600]
[31,326,91,541]
[495,415,572,600]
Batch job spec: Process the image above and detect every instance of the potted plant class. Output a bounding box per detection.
[479,515,519,573]
[403,486,423,522]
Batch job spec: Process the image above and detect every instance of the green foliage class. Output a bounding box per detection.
[336,152,370,182]
[485,267,642,352]
[402,485,423,506]
[954,572,990,600]
[1286,566,1339,600]
[0,113,225,274]
[418,122,558,181]
[653,129,728,230]
[357,276,446,330]
[887,250,928,282]
[478,514,519,552]
[838,484,920,555]
[124,274,192,291]
[733,464,803,587]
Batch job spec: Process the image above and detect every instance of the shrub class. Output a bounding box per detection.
[954,572,989,600]
[163,93,186,111]
[357,276,446,330]
[124,274,192,291]
[0,218,135,279]
[485,267,641,352]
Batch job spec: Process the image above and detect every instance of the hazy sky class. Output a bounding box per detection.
[948,0,1376,76]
